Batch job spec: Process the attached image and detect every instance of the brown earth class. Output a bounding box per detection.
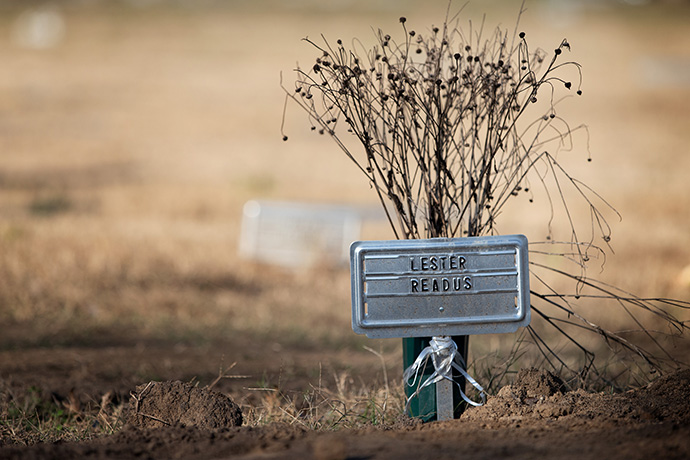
[126,380,243,430]
[1,367,689,459]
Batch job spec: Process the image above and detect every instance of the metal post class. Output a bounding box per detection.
[403,335,469,421]
[435,378,454,420]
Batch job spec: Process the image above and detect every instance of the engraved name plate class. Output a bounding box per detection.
[350,235,530,338]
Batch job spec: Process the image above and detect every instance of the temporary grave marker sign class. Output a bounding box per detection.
[349,234,531,420]
[240,200,362,268]
[350,234,530,338]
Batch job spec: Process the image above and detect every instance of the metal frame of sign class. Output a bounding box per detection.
[350,235,530,339]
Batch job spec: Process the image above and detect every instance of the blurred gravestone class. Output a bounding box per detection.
[11,7,65,50]
[239,200,364,268]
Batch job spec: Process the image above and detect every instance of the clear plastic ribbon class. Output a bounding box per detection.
[403,336,486,413]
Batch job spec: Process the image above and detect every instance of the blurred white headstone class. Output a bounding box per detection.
[636,56,690,89]
[11,7,65,50]
[239,200,363,268]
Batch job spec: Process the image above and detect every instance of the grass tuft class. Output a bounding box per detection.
[0,384,124,446]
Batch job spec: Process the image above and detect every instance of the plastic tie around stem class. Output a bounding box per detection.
[403,336,486,414]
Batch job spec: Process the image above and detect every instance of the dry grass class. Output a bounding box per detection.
[239,368,405,429]
[0,381,124,445]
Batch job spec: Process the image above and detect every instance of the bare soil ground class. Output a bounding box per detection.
[1,1,689,459]
[2,368,689,459]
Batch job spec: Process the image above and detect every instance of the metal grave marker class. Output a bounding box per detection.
[350,235,531,421]
[240,200,362,268]
[350,234,530,339]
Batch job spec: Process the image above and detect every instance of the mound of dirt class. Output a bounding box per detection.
[126,380,242,430]
[630,368,690,424]
[464,368,690,427]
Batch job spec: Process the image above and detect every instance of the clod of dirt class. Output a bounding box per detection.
[126,380,242,430]
[512,367,566,399]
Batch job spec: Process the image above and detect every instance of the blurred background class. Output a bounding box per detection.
[0,0,688,393]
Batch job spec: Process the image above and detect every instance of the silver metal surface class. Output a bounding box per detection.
[350,235,530,338]
[435,379,454,421]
